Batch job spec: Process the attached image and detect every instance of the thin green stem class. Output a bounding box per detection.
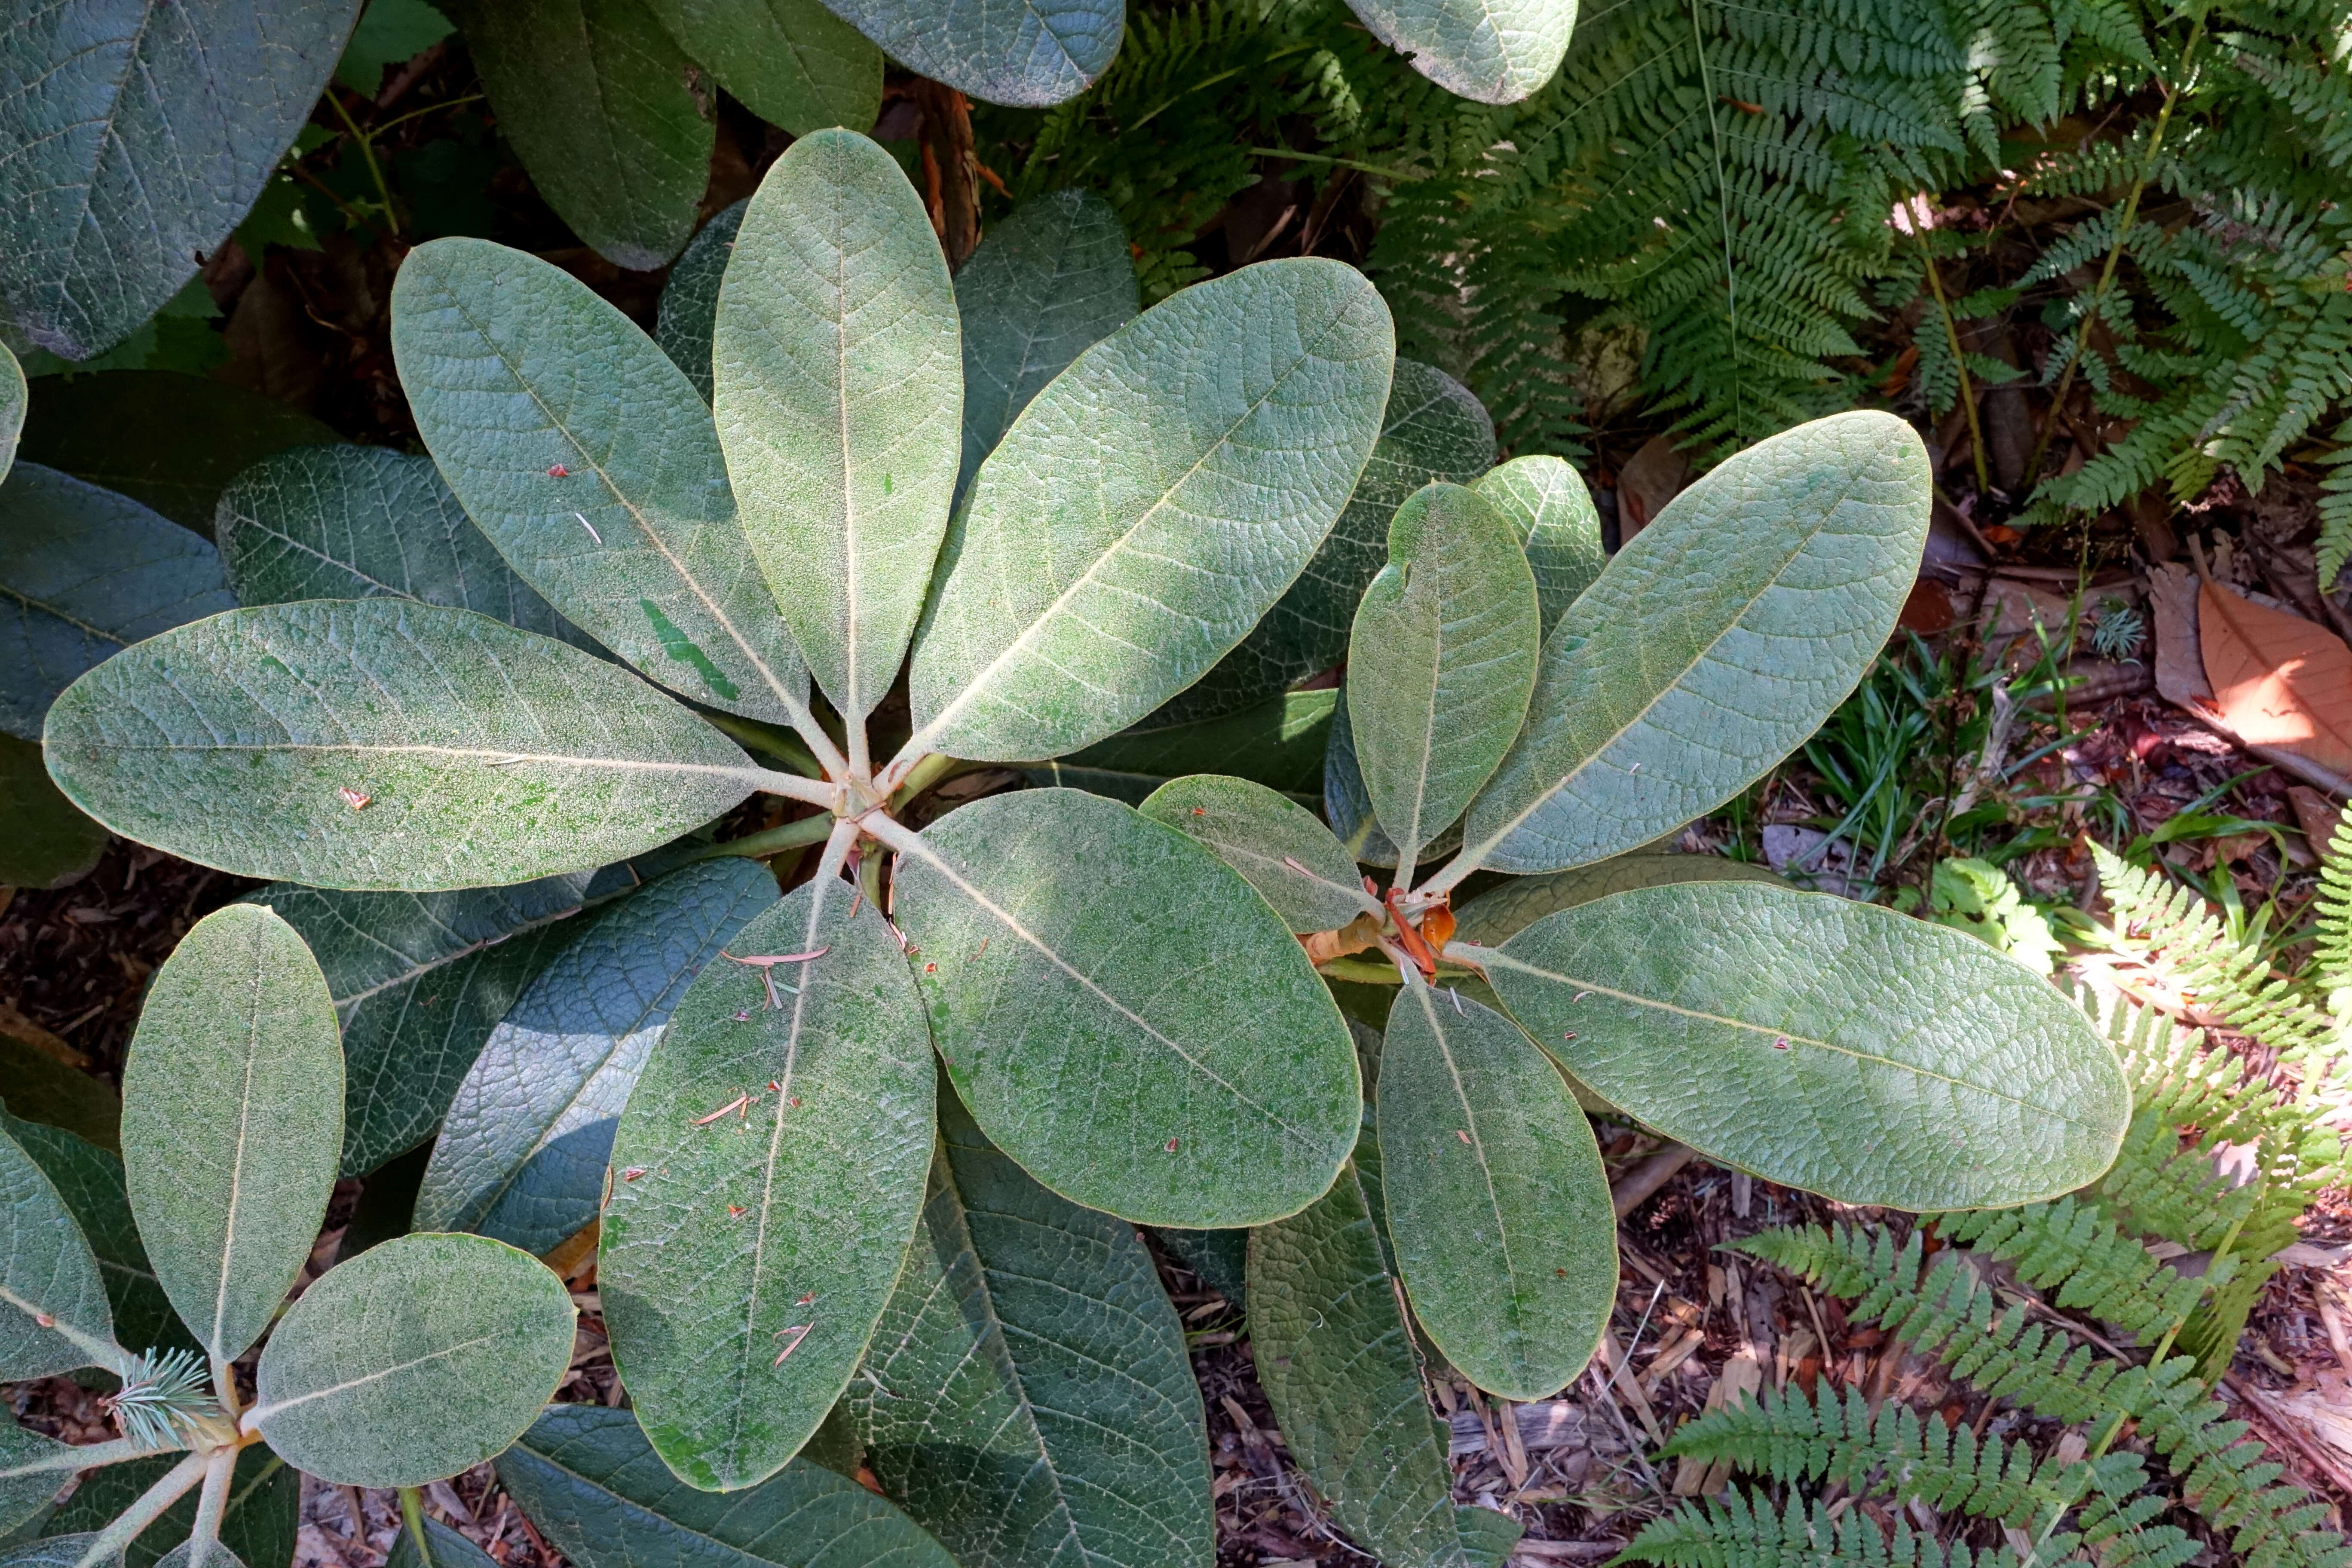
[369,93,485,141]
[1246,147,1426,181]
[1912,222,1992,497]
[2021,19,2203,491]
[887,751,962,811]
[692,814,837,862]
[398,1487,436,1568]
[702,712,821,778]
[1690,0,1745,440]
[70,1451,210,1568]
[324,91,399,235]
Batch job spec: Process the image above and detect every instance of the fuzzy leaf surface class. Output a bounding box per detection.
[1151,358,1494,726]
[1348,482,1538,869]
[252,1232,573,1487]
[1342,0,1577,103]
[0,1112,180,1356]
[122,904,341,1364]
[0,1423,69,1537]
[954,189,1138,504]
[496,1404,952,1568]
[891,788,1359,1226]
[5,1536,119,1568]
[217,446,582,644]
[601,878,936,1491]
[643,0,880,135]
[0,0,360,358]
[441,0,709,270]
[1482,882,2131,1208]
[0,734,108,890]
[417,860,777,1256]
[1,464,233,740]
[386,1518,497,1568]
[910,260,1394,762]
[1452,852,1783,946]
[1324,683,1459,870]
[252,878,589,1176]
[44,600,761,892]
[715,130,961,726]
[1249,1154,1518,1567]
[392,238,808,723]
[843,1093,1213,1568]
[1476,455,1603,641]
[656,202,747,405]
[1378,986,1614,1400]
[815,0,1123,107]
[0,346,22,484]
[1454,412,1930,880]
[1140,774,1371,934]
[0,1123,111,1378]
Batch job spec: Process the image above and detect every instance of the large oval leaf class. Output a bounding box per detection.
[1481,882,2132,1208]
[496,1404,952,1568]
[1140,774,1373,934]
[888,788,1359,1226]
[416,860,778,1255]
[642,0,881,136]
[954,189,1138,503]
[1,464,234,740]
[1149,358,1495,727]
[122,904,341,1365]
[1343,0,1577,103]
[1248,1149,1519,1568]
[441,0,709,270]
[1452,852,1783,946]
[844,1093,1211,1567]
[0,344,23,485]
[252,878,590,1176]
[0,1123,113,1378]
[908,260,1394,762]
[0,0,361,358]
[251,1231,573,1487]
[49,1446,296,1568]
[1439,412,1931,886]
[217,446,580,644]
[1057,688,1336,801]
[0,734,109,890]
[44,600,762,892]
[815,0,1123,107]
[392,238,808,725]
[0,1111,181,1355]
[601,876,936,1491]
[0,1422,71,1537]
[1323,681,1460,870]
[1476,455,1603,641]
[1377,986,1614,1400]
[655,202,747,405]
[1348,482,1537,872]
[716,130,962,728]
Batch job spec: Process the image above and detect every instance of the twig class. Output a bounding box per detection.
[1612,1144,1697,1219]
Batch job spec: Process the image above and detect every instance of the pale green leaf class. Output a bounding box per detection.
[441,0,709,270]
[954,189,1138,504]
[0,733,107,890]
[0,0,363,358]
[655,202,747,405]
[0,1112,181,1356]
[217,446,583,644]
[385,1517,496,1568]
[1248,1152,1518,1568]
[0,1123,113,1378]
[122,905,340,1364]
[1448,412,1933,884]
[496,1404,952,1568]
[1377,986,1614,1400]
[889,788,1360,1226]
[842,1094,1213,1568]
[44,600,763,892]
[601,877,936,1491]
[1452,852,1783,946]
[251,1232,574,1488]
[1323,683,1459,870]
[908,260,1394,762]
[1149,358,1494,726]
[48,1450,294,1568]
[1348,482,1537,871]
[1,464,233,740]
[1054,688,1336,799]
[155,1540,243,1568]
[4,1535,119,1568]
[1475,455,1602,641]
[391,238,809,723]
[1343,0,1577,103]
[253,878,590,1177]
[0,344,22,486]
[1140,774,1372,934]
[715,130,961,726]
[815,0,1123,107]
[643,0,880,135]
[417,860,778,1256]
[1481,882,2132,1208]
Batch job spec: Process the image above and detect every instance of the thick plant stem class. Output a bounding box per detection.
[398,1488,436,1568]
[887,752,961,810]
[1913,224,1992,497]
[752,769,845,810]
[69,1450,210,1568]
[2022,21,2203,491]
[0,1436,178,1476]
[187,1449,236,1565]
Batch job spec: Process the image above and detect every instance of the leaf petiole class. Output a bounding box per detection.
[68,1449,210,1568]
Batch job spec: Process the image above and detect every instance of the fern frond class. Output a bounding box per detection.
[2318,421,2352,594]
[1937,1198,2226,1341]
[1619,1490,2032,1568]
[2318,793,2352,1005]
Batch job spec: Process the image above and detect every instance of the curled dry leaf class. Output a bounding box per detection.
[2197,577,2352,780]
